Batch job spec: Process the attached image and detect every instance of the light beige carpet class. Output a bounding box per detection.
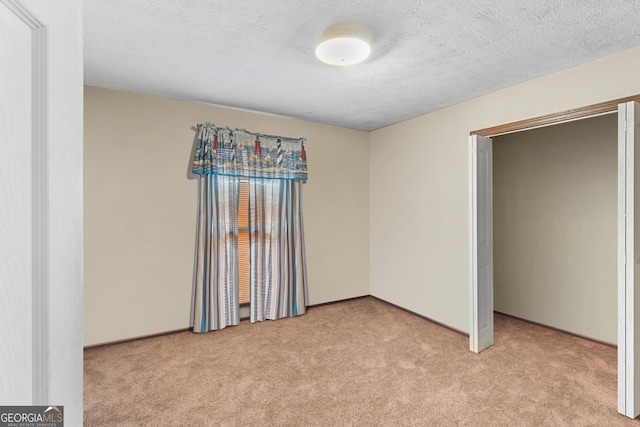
[84,297,640,426]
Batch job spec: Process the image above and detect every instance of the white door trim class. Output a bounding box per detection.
[0,0,49,404]
[619,101,640,418]
[469,134,494,353]
[1,0,82,421]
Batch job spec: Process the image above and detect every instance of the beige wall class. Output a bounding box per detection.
[86,45,640,346]
[370,46,640,333]
[493,114,617,343]
[84,87,370,346]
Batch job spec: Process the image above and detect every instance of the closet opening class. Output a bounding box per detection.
[469,96,640,418]
[492,113,617,346]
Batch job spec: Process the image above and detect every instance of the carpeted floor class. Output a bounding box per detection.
[84,297,640,426]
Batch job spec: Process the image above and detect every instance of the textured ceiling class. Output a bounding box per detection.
[85,1,640,131]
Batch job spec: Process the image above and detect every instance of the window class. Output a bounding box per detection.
[237,180,250,305]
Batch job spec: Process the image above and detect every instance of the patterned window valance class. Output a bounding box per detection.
[192,123,308,181]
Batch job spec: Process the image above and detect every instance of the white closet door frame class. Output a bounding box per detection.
[469,134,494,353]
[619,101,640,418]
[0,0,82,423]
[0,0,48,404]
[469,101,640,418]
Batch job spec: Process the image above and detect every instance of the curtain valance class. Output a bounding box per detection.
[192,123,308,181]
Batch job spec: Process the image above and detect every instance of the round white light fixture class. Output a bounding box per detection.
[315,36,371,66]
[315,23,372,66]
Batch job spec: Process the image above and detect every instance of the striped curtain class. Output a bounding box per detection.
[191,123,308,333]
[192,174,241,333]
[249,179,307,322]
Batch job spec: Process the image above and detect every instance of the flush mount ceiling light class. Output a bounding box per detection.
[315,37,370,65]
[315,23,371,66]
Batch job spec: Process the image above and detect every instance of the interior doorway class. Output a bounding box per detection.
[469,100,640,418]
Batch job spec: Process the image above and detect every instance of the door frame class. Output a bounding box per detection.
[0,0,83,423]
[469,96,640,419]
[0,0,49,404]
[469,134,493,353]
